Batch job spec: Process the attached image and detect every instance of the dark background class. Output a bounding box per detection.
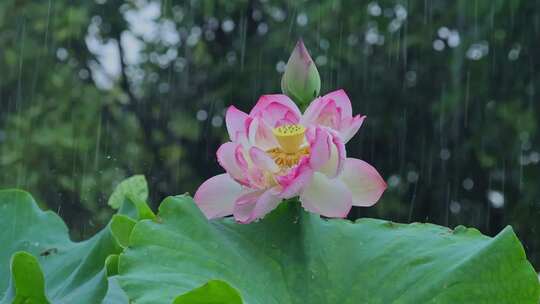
[1,0,539,271]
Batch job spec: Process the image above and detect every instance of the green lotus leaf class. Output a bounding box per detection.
[118,195,540,304]
[0,176,152,303]
[7,251,49,304]
[111,215,137,249]
[103,277,129,304]
[108,175,154,220]
[172,280,242,304]
[106,255,120,277]
[0,190,121,303]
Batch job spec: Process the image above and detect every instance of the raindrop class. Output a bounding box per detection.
[191,26,202,36]
[196,110,208,121]
[437,27,450,39]
[447,31,460,48]
[508,44,521,61]
[394,4,407,21]
[439,148,451,160]
[275,60,286,73]
[221,19,235,33]
[315,55,328,66]
[388,175,401,188]
[257,23,269,36]
[211,116,223,127]
[433,39,445,51]
[319,39,330,50]
[487,190,505,208]
[466,41,489,60]
[56,48,68,61]
[405,70,417,87]
[467,48,482,60]
[186,34,200,46]
[78,69,90,80]
[449,201,461,214]
[296,13,308,26]
[388,19,402,33]
[271,7,286,22]
[367,2,382,16]
[462,178,474,191]
[161,20,180,45]
[166,48,177,60]
[365,28,379,45]
[406,171,419,183]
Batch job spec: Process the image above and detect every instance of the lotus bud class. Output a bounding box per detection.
[281,39,321,108]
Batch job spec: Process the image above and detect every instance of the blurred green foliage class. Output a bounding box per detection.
[1,0,539,269]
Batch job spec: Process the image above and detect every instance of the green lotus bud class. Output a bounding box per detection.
[281,40,321,107]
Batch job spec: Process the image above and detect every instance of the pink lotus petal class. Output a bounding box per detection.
[194,174,242,219]
[233,200,257,223]
[301,96,326,127]
[277,157,313,198]
[341,114,366,143]
[299,172,352,218]
[217,142,248,185]
[306,127,345,177]
[302,93,345,129]
[249,147,279,173]
[250,94,301,127]
[233,187,281,223]
[315,100,342,130]
[301,89,365,143]
[245,167,267,190]
[235,190,264,206]
[306,127,332,171]
[249,187,282,222]
[302,97,342,130]
[234,144,249,172]
[281,111,300,126]
[318,131,346,177]
[339,158,387,207]
[247,117,279,150]
[225,106,249,141]
[323,89,352,117]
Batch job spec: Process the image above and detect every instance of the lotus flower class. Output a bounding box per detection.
[194,89,387,223]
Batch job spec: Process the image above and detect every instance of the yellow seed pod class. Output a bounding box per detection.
[272,124,306,153]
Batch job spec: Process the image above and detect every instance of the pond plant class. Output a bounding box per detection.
[1,41,539,304]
